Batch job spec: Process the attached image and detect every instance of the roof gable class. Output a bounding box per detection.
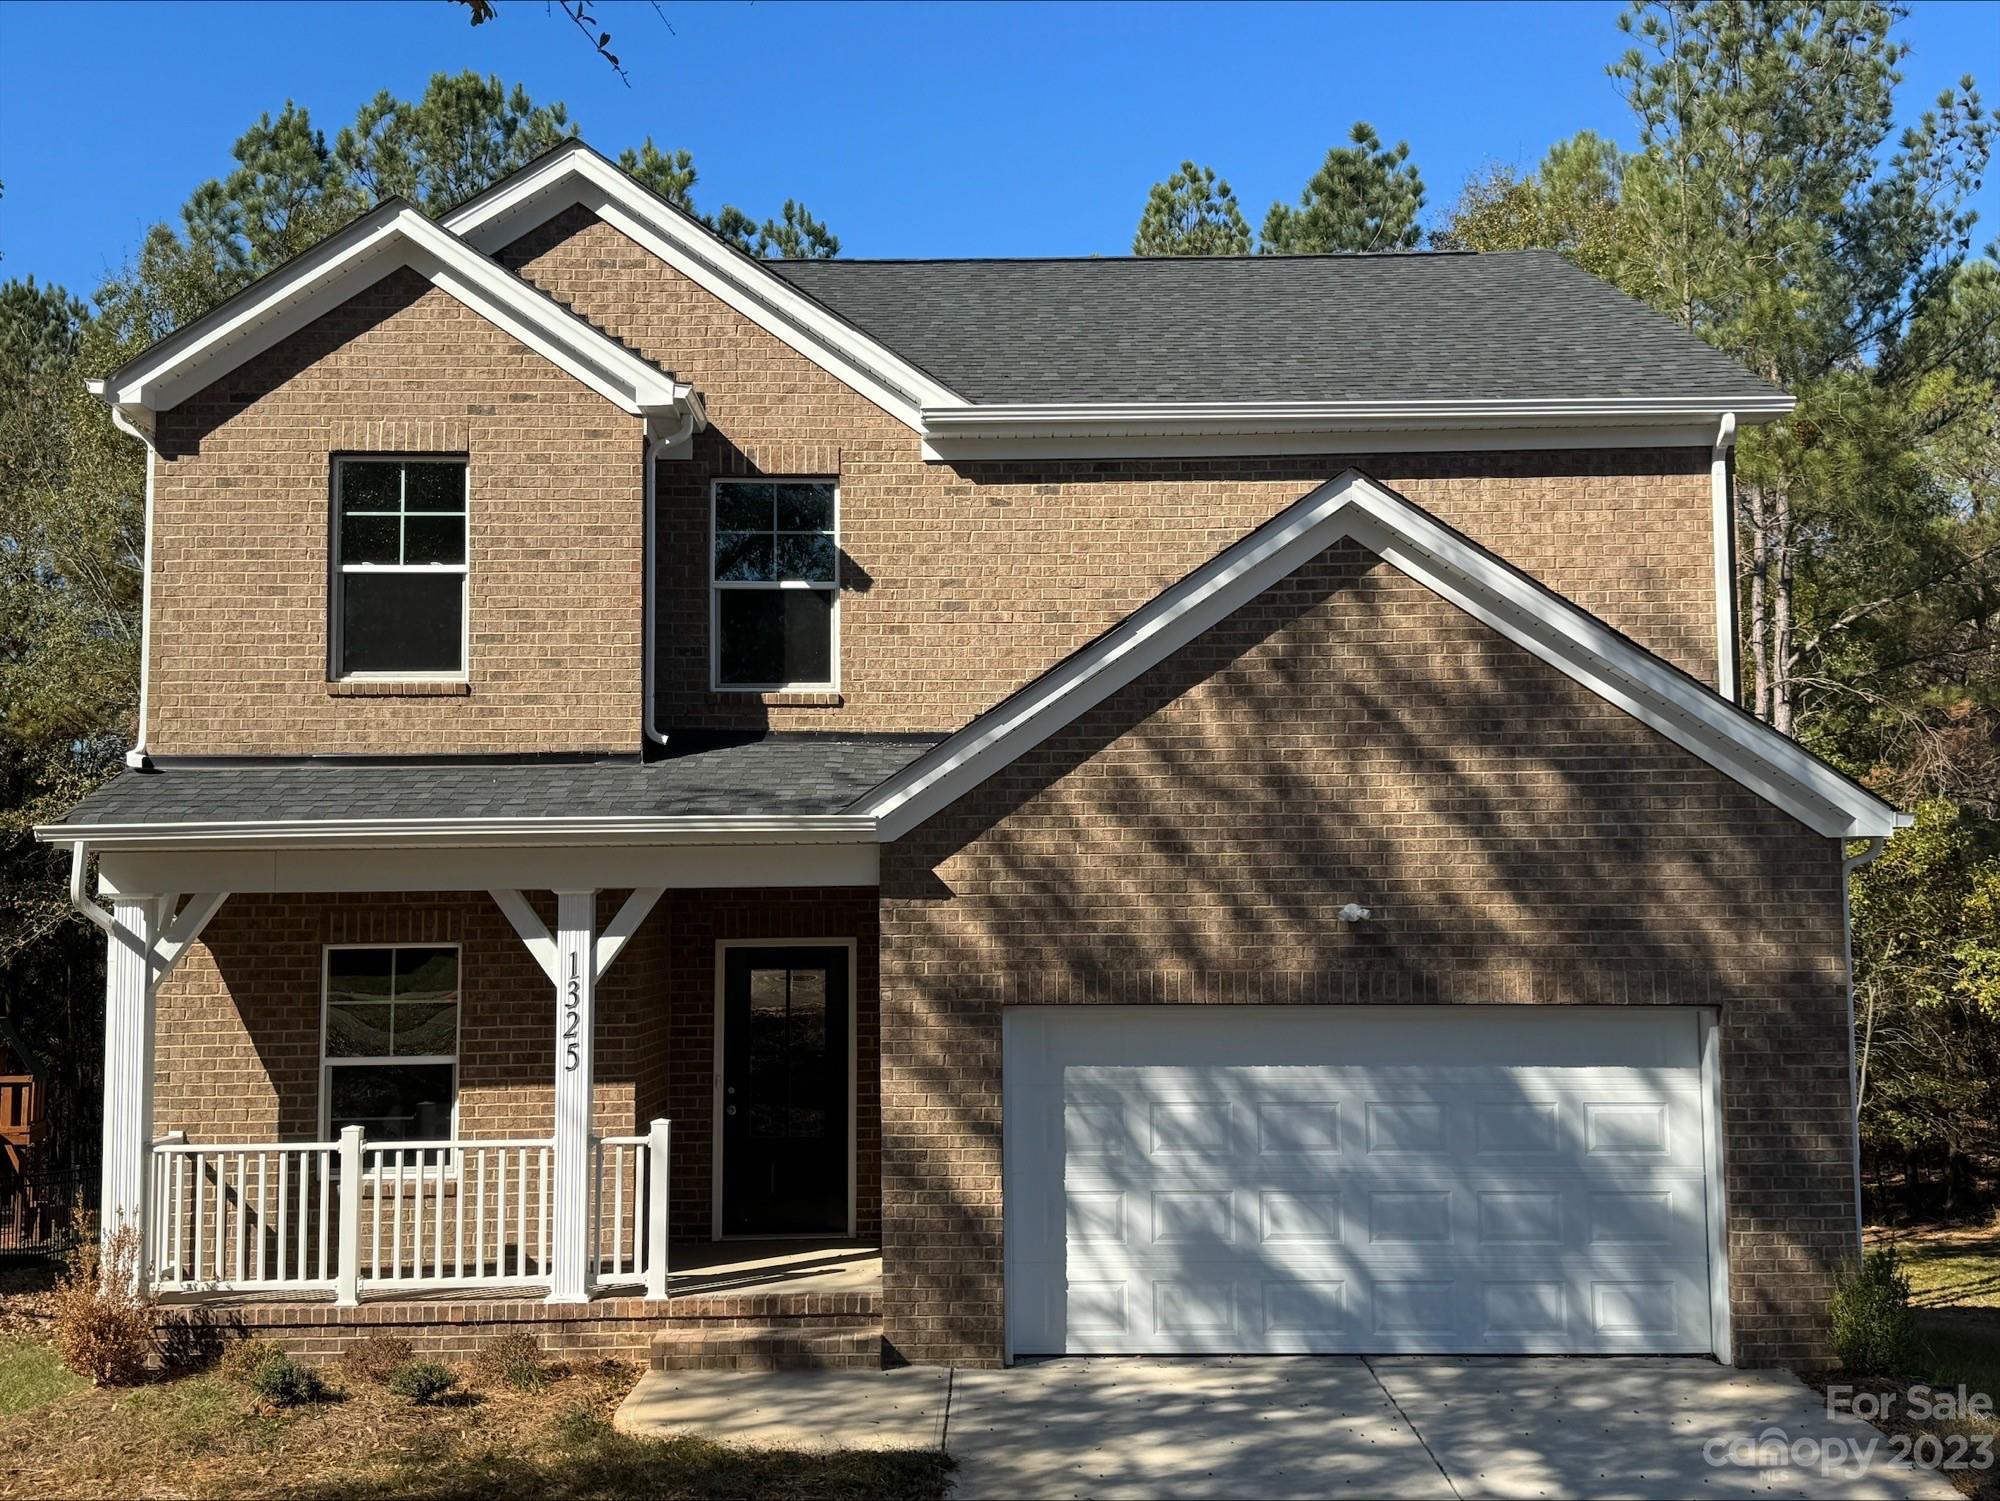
[89,199,703,442]
[443,141,964,431]
[857,470,1907,842]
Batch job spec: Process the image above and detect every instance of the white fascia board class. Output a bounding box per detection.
[443,144,960,430]
[919,396,1794,460]
[94,205,696,424]
[859,469,1907,844]
[35,813,877,851]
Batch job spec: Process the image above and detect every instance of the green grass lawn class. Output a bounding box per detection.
[0,1336,954,1501]
[0,1339,84,1416]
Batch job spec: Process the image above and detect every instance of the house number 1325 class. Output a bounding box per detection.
[563,953,582,1072]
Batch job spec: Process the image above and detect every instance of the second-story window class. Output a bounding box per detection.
[711,479,838,691]
[333,457,468,678]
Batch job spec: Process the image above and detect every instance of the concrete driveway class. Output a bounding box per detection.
[619,1356,1963,1500]
[947,1358,1961,1500]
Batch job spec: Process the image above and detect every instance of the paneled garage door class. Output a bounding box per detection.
[1003,1007,1722,1356]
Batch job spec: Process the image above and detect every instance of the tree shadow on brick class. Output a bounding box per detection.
[877,534,1856,1368]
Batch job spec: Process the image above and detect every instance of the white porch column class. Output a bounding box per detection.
[99,895,157,1272]
[549,889,596,1304]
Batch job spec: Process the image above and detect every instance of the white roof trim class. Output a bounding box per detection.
[919,397,1792,460]
[858,469,1907,843]
[36,813,876,851]
[88,200,701,432]
[443,141,962,431]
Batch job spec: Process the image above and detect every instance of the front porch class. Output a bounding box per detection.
[58,842,883,1345]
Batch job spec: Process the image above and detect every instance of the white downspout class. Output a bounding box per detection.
[1841,834,1888,1248]
[1711,412,1739,704]
[107,406,157,771]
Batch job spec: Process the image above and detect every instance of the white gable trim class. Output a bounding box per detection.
[443,142,961,431]
[88,201,701,437]
[858,470,1908,843]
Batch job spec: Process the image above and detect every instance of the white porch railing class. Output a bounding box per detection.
[148,1120,669,1302]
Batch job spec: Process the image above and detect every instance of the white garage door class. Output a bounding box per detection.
[1004,1007,1722,1356]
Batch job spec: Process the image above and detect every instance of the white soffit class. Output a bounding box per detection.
[858,469,1907,843]
[443,142,961,431]
[88,200,699,430]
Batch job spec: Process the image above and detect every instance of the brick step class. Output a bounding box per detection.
[648,1321,884,1372]
[662,1288,881,1324]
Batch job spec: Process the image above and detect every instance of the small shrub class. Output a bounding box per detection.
[341,1334,415,1387]
[387,1360,460,1405]
[1832,1248,1919,1375]
[247,1352,328,1407]
[47,1226,155,1386]
[477,1332,551,1391]
[219,1337,287,1385]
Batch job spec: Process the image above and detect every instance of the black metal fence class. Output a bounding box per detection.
[0,1165,92,1256]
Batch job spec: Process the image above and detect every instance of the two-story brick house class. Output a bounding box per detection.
[40,140,1905,1370]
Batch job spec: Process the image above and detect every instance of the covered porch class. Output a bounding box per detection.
[35,744,921,1312]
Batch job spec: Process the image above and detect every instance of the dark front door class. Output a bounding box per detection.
[720,945,850,1236]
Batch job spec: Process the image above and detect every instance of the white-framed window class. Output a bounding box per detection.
[320,944,460,1153]
[332,456,468,679]
[710,478,839,691]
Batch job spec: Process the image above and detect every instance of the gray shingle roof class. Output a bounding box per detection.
[51,737,939,829]
[766,249,1779,406]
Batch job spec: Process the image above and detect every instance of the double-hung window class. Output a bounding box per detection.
[333,457,468,678]
[322,945,460,1152]
[711,479,838,690]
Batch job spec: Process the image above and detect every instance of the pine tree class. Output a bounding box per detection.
[1132,162,1252,256]
[1260,122,1426,254]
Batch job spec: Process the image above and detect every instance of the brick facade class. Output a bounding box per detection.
[499,207,1722,738]
[127,198,1860,1374]
[878,539,1854,1369]
[147,268,646,756]
[155,887,878,1245]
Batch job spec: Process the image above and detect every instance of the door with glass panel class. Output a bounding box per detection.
[719,946,850,1235]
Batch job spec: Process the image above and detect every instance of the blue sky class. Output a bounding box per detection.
[1,0,1994,298]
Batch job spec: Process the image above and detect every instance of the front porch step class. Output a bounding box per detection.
[648,1321,885,1371]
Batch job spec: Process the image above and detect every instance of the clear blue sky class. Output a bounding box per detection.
[1,0,1994,298]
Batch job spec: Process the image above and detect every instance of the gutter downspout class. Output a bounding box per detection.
[106,405,158,771]
[1841,834,1889,1249]
[642,405,700,754]
[1711,411,1739,705]
[67,842,118,939]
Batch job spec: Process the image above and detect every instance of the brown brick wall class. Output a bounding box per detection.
[152,887,879,1245]
[500,206,1722,740]
[147,267,646,756]
[878,539,1854,1369]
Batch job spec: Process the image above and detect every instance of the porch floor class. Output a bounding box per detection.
[154,1238,881,1309]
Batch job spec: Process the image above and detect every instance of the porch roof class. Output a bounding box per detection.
[38,735,940,844]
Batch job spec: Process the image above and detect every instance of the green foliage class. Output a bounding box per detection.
[1853,800,2000,1191]
[1260,122,1426,254]
[1132,162,1252,256]
[387,1361,460,1405]
[616,136,839,258]
[246,1352,328,1407]
[1832,1250,1921,1374]
[1431,132,1627,279]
